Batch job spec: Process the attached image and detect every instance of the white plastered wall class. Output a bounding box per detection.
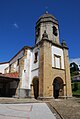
[10,50,24,65]
[21,47,40,90]
[30,47,40,85]
[0,63,9,74]
[21,50,32,89]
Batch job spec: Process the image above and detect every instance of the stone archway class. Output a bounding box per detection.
[53,77,64,99]
[32,77,39,99]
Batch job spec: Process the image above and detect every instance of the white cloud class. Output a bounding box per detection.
[13,23,19,29]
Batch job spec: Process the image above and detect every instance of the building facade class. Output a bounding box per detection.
[0,12,72,99]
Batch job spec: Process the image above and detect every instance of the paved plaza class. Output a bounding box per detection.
[0,97,80,119]
[0,103,56,119]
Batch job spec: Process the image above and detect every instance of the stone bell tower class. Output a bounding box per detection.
[35,11,60,44]
[34,11,72,99]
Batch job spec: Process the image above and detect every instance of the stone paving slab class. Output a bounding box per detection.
[0,97,39,104]
[0,103,56,119]
[49,98,80,119]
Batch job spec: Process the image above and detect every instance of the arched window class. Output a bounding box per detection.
[53,26,58,36]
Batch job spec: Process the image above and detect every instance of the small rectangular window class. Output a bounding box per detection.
[17,59,19,66]
[9,64,11,73]
[34,52,38,63]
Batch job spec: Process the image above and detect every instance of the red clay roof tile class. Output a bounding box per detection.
[0,72,19,78]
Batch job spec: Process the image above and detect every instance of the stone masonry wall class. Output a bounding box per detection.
[39,40,52,97]
[39,39,72,98]
[63,48,72,97]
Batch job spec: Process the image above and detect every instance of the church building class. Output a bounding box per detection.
[0,12,72,99]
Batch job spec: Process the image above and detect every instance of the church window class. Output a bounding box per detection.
[9,64,11,72]
[17,59,19,66]
[34,52,38,63]
[54,55,61,69]
[53,26,58,36]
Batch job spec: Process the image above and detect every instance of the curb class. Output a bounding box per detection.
[46,102,64,119]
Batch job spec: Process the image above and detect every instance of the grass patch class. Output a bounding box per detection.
[72,82,80,95]
[73,90,80,95]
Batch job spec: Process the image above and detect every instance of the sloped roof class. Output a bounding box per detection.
[0,72,19,83]
[39,11,57,20]
[0,72,19,79]
[36,11,58,25]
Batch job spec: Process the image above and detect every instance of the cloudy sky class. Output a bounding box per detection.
[0,0,80,62]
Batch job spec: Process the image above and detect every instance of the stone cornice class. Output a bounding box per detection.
[52,67,65,71]
[34,39,68,50]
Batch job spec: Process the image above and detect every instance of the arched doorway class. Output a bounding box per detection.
[53,77,64,99]
[32,77,39,99]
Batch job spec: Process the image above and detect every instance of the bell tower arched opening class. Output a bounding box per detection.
[53,77,64,99]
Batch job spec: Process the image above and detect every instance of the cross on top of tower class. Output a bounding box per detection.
[45,6,48,14]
